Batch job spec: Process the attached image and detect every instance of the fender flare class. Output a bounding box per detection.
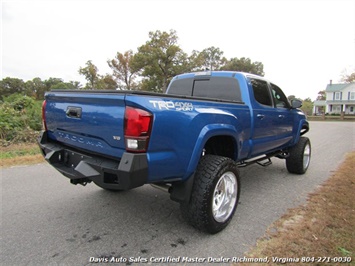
[185,124,241,178]
[292,119,309,146]
[170,124,241,203]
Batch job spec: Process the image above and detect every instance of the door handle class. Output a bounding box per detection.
[257,114,265,120]
[278,115,285,119]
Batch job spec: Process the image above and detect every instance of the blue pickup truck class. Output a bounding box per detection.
[38,71,310,233]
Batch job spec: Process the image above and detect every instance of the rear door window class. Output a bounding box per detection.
[250,78,272,107]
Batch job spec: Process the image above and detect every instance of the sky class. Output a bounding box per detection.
[1,0,355,100]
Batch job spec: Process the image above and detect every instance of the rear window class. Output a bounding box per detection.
[166,77,194,96]
[167,76,242,102]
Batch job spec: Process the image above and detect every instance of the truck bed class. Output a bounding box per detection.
[43,89,250,183]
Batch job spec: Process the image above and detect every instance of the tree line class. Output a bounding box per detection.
[1,29,265,99]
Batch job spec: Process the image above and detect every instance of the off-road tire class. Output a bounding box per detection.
[180,155,240,234]
[286,136,311,174]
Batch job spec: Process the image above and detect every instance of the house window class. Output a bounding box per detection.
[350,92,355,100]
[350,107,354,112]
[334,92,341,100]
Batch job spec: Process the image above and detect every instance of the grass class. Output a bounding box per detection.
[0,143,44,167]
[237,152,355,266]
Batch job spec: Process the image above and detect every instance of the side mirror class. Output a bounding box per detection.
[291,99,303,109]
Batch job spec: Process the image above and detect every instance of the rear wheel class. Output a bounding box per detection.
[286,136,311,174]
[180,155,240,234]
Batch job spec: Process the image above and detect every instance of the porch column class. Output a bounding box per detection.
[328,104,332,113]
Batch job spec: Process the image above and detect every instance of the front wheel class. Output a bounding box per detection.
[180,155,240,234]
[286,136,311,174]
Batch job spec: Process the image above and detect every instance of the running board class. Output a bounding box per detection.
[257,158,272,167]
[238,151,285,168]
[238,156,272,167]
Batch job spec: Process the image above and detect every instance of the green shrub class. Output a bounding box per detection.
[26,100,42,131]
[0,94,42,145]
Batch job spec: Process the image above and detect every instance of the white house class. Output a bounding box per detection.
[313,80,355,115]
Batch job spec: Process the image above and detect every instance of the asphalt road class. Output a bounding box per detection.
[1,121,354,266]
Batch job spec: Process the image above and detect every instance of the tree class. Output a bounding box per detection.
[1,76,82,100]
[96,74,117,90]
[0,77,26,98]
[300,98,313,116]
[69,81,82,90]
[29,77,47,100]
[25,77,82,98]
[135,30,189,92]
[78,60,100,89]
[340,69,355,83]
[50,81,81,90]
[44,77,63,90]
[221,57,265,76]
[316,90,326,101]
[108,50,140,90]
[195,46,226,71]
[79,60,116,90]
[187,50,205,71]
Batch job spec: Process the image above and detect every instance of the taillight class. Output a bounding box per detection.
[42,100,47,131]
[124,106,152,152]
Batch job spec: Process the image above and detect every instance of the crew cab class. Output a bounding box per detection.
[38,71,310,233]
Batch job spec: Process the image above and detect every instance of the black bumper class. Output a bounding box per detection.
[38,131,148,190]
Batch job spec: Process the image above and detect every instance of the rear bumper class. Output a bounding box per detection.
[38,131,148,190]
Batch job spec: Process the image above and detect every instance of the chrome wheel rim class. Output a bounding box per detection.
[212,171,237,223]
[303,143,311,170]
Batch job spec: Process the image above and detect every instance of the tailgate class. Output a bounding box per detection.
[44,91,126,159]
